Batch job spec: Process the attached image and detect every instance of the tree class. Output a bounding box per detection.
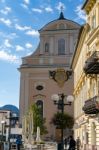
[30,104,48,135]
[51,112,74,129]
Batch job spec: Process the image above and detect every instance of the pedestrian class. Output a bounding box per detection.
[76,137,81,150]
[4,142,9,150]
[64,137,67,148]
[64,137,69,149]
[68,135,76,150]
[16,135,22,150]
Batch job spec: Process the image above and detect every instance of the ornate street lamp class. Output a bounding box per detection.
[51,93,74,150]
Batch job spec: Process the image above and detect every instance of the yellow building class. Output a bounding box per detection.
[71,0,99,149]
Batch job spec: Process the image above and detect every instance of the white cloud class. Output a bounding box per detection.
[21,0,29,9]
[32,6,53,13]
[25,43,32,49]
[0,18,12,27]
[21,3,28,9]
[10,33,18,39]
[4,39,13,48]
[0,0,5,2]
[0,32,18,40]
[16,45,24,51]
[75,5,86,21]
[24,0,29,5]
[45,7,53,13]
[32,8,43,13]
[0,50,19,63]
[15,24,31,31]
[56,2,66,11]
[5,7,11,12]
[0,7,11,15]
[25,29,39,37]
[26,51,33,56]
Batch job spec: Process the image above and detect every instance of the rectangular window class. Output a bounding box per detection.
[58,39,65,55]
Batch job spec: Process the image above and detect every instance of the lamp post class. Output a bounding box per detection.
[51,93,74,150]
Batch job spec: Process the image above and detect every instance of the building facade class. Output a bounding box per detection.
[0,106,20,143]
[19,12,80,139]
[71,0,99,149]
[0,110,10,142]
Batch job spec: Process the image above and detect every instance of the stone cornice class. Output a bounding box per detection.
[71,24,89,70]
[86,25,99,45]
[82,0,96,14]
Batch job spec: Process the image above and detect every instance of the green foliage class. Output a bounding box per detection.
[30,104,48,135]
[52,112,74,129]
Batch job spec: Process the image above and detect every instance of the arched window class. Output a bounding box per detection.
[36,100,43,118]
[58,39,65,55]
[45,43,49,53]
[59,23,65,29]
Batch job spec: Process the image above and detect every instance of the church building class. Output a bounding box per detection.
[19,12,80,138]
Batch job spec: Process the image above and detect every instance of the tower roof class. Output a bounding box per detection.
[58,12,65,20]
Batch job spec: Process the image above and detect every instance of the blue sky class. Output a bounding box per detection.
[0,0,86,108]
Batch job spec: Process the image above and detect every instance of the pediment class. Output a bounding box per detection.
[39,19,80,32]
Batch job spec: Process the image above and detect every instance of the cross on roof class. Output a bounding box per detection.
[60,6,64,12]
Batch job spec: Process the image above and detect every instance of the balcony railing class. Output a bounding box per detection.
[21,54,72,68]
[83,51,99,74]
[82,96,99,114]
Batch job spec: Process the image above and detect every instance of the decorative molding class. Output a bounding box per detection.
[33,94,46,100]
[49,68,72,87]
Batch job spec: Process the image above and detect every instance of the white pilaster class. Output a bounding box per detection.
[50,36,54,54]
[91,122,96,145]
[69,35,73,53]
[40,36,44,54]
[24,73,29,113]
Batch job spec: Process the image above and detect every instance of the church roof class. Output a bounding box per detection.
[39,12,80,32]
[19,11,81,60]
[58,12,65,20]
